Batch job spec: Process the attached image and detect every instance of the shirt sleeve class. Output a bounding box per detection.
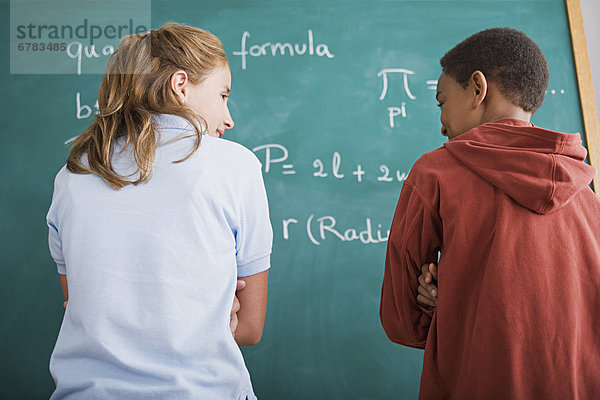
[47,172,66,275]
[380,176,442,349]
[234,159,273,278]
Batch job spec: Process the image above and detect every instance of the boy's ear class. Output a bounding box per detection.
[470,70,487,108]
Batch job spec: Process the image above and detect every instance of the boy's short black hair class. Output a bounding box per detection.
[440,27,549,113]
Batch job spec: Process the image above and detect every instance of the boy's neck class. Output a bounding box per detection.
[482,107,532,124]
[481,82,533,124]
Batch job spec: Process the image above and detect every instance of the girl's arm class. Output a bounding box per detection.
[59,274,68,308]
[234,270,269,346]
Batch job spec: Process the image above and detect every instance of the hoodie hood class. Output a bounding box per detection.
[444,118,595,215]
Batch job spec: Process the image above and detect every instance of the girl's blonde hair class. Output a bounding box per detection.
[67,22,228,189]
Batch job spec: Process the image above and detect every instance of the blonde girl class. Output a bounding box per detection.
[47,23,272,399]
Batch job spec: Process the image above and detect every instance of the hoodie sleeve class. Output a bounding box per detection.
[380,174,442,349]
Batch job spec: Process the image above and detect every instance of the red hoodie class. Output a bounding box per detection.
[380,119,600,399]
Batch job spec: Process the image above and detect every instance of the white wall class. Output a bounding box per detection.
[581,0,600,123]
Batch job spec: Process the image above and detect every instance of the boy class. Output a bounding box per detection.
[380,27,600,399]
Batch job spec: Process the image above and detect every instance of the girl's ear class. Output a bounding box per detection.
[470,70,487,108]
[170,70,189,104]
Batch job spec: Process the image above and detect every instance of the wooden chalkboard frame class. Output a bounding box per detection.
[566,0,600,194]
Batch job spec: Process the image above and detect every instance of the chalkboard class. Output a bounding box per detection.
[1,0,598,398]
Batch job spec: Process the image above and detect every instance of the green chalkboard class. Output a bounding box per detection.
[0,0,592,398]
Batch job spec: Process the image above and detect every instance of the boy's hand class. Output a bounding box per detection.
[417,263,438,308]
[230,279,246,336]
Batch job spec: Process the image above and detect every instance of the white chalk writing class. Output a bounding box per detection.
[67,41,114,75]
[252,144,408,183]
[75,91,99,119]
[283,214,390,245]
[233,30,335,70]
[377,68,416,101]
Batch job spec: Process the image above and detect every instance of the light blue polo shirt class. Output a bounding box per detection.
[47,114,273,399]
